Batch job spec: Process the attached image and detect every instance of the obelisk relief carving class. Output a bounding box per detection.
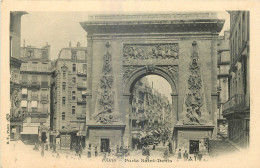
[183,41,207,125]
[92,52,119,124]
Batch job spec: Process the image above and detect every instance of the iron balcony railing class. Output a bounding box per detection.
[20,66,52,72]
[24,108,49,116]
[21,81,40,87]
[77,82,87,89]
[222,94,245,114]
[77,98,86,105]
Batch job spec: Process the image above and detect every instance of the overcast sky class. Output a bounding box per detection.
[21,11,230,60]
[20,12,230,101]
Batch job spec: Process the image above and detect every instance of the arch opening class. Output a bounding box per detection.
[129,74,174,151]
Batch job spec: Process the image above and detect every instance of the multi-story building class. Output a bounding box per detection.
[216,31,230,139]
[9,11,27,141]
[130,78,172,149]
[223,11,250,148]
[19,44,52,144]
[52,43,87,149]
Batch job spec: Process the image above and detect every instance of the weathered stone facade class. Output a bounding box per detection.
[80,12,224,152]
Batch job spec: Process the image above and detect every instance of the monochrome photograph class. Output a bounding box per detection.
[1,1,258,168]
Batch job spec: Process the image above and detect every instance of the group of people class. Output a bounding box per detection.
[116,145,130,157]
[33,141,59,158]
[177,149,203,161]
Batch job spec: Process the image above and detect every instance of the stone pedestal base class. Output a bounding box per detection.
[87,125,125,152]
[173,125,214,155]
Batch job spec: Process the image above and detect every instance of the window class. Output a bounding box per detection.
[63,71,66,78]
[62,97,66,105]
[72,77,76,84]
[82,106,86,114]
[72,106,76,115]
[21,100,28,107]
[31,101,38,108]
[62,112,65,120]
[62,82,66,91]
[71,51,77,60]
[72,91,76,100]
[73,64,76,72]
[32,62,38,71]
[83,64,87,71]
[31,90,38,100]
[82,78,87,86]
[22,88,28,95]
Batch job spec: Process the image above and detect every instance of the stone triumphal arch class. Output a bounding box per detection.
[80,12,224,152]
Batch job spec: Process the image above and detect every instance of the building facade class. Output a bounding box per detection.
[80,12,224,154]
[9,11,27,141]
[216,31,230,139]
[51,43,87,149]
[223,11,250,148]
[19,44,52,144]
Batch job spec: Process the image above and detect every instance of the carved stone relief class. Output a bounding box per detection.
[93,52,119,124]
[183,41,206,125]
[123,44,179,60]
[123,65,178,88]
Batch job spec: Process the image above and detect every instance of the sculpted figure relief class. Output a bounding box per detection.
[183,41,206,125]
[93,52,118,124]
[123,44,179,60]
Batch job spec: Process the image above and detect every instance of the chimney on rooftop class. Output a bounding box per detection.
[69,41,72,47]
[77,42,80,47]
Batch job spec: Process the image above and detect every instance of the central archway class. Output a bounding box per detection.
[122,66,179,147]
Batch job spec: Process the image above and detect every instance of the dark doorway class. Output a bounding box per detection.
[189,140,199,154]
[101,138,110,152]
[41,132,47,143]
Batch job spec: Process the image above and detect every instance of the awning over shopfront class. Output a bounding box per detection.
[21,126,38,134]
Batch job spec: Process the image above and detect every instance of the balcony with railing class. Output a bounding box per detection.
[20,65,52,72]
[77,82,87,90]
[21,81,40,88]
[24,108,49,117]
[77,98,86,105]
[222,94,245,116]
[76,113,86,120]
[41,81,49,88]
[77,69,87,77]
[40,95,49,104]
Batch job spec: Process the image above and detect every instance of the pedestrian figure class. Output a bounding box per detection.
[108,147,111,156]
[188,156,193,161]
[116,145,119,153]
[163,147,169,159]
[168,141,173,154]
[102,153,107,161]
[89,143,92,150]
[153,143,156,150]
[198,152,202,161]
[88,148,91,158]
[120,146,123,153]
[95,146,98,157]
[41,149,44,157]
[33,143,39,151]
[53,143,56,153]
[45,143,48,151]
[183,150,189,161]
[177,149,182,160]
[75,145,79,156]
